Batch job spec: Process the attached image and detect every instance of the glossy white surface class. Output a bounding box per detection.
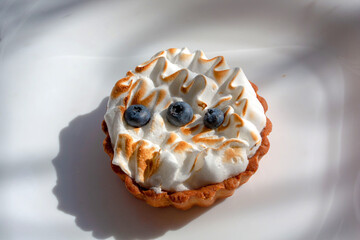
[1,0,359,239]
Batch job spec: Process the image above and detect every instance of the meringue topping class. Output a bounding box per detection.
[104,48,267,192]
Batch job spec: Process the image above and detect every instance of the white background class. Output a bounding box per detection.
[1,0,360,239]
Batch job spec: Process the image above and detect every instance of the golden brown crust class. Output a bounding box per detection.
[102,81,272,210]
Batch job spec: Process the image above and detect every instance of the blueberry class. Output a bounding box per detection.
[204,108,224,129]
[124,104,151,127]
[166,101,193,127]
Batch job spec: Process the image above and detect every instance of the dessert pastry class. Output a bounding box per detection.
[102,48,272,210]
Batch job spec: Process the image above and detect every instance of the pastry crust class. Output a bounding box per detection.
[102,81,272,210]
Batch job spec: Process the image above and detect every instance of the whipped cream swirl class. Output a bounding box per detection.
[104,48,266,192]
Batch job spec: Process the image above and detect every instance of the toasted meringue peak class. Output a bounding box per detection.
[105,48,267,191]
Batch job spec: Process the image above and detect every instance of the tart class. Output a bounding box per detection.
[102,48,272,210]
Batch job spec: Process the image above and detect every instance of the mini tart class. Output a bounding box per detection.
[102,81,272,210]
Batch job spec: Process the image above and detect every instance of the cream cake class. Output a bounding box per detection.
[102,48,272,209]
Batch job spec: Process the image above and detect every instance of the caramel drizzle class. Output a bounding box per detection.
[232,113,244,126]
[136,141,158,183]
[120,78,140,106]
[217,108,232,132]
[126,71,135,77]
[212,96,232,108]
[180,116,198,135]
[168,48,178,55]
[161,58,168,74]
[180,78,194,94]
[110,77,132,99]
[155,89,167,106]
[116,134,138,159]
[135,58,158,73]
[192,127,225,145]
[199,55,228,84]
[161,70,181,82]
[131,81,151,106]
[143,151,161,180]
[129,80,168,107]
[197,100,207,110]
[206,55,228,84]
[235,98,249,116]
[116,134,162,182]
[154,51,166,58]
[214,69,230,84]
[166,132,178,145]
[242,99,248,116]
[187,75,207,96]
[223,107,232,118]
[216,120,230,132]
[173,141,193,153]
[217,113,244,132]
[235,87,245,102]
[180,124,201,135]
[228,69,241,90]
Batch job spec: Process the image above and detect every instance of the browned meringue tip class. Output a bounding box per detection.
[102,80,272,210]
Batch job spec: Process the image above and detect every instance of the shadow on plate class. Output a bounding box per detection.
[52,98,212,240]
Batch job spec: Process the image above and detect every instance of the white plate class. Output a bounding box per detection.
[1,0,359,239]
